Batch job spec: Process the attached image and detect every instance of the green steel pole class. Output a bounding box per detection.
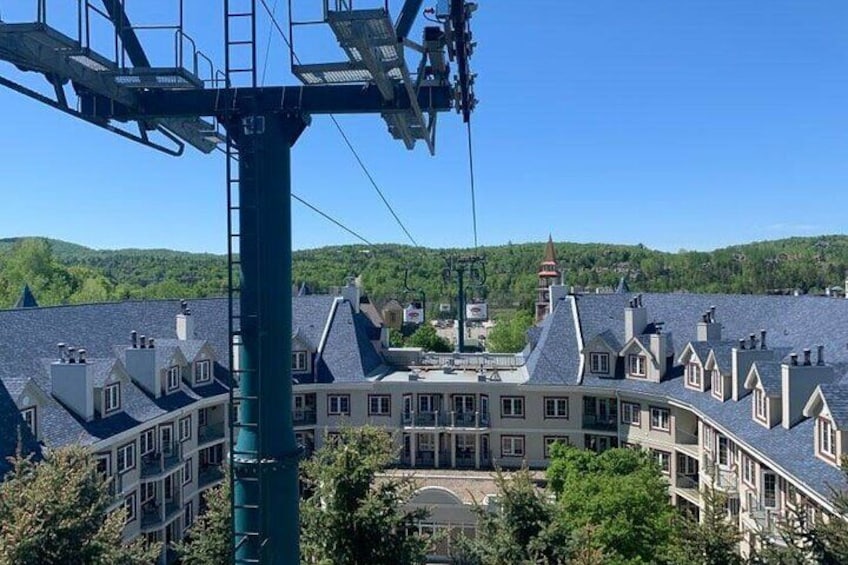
[233,112,303,564]
[457,268,465,353]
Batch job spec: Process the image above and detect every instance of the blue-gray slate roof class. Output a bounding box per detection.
[750,361,783,397]
[524,292,848,502]
[819,383,848,429]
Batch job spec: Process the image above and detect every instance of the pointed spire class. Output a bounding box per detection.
[615,276,630,294]
[542,234,557,265]
[14,284,38,308]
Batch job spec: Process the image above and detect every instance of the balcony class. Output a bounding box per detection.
[140,495,182,531]
[748,501,782,537]
[141,442,182,479]
[582,414,617,432]
[702,456,739,493]
[198,422,226,446]
[448,410,490,428]
[293,407,317,427]
[401,411,447,428]
[105,473,124,509]
[198,465,225,489]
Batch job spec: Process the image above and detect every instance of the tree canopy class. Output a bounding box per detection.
[0,446,159,565]
[485,310,533,353]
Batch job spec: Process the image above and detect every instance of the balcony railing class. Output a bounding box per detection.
[141,442,182,479]
[675,427,699,446]
[401,411,446,427]
[141,493,182,530]
[703,456,739,492]
[748,501,782,536]
[675,473,699,491]
[198,422,226,445]
[198,465,224,488]
[293,407,317,426]
[449,410,490,428]
[582,414,617,432]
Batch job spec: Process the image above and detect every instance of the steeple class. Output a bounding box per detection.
[14,284,38,309]
[535,236,560,323]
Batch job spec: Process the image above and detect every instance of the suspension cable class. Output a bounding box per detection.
[292,193,374,246]
[466,120,479,252]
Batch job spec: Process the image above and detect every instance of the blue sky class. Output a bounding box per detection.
[1,1,848,253]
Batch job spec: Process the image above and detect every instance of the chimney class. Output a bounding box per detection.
[624,296,648,342]
[781,353,834,429]
[738,338,746,351]
[51,351,94,421]
[58,343,67,363]
[749,333,757,350]
[697,309,721,342]
[731,338,775,401]
[131,331,138,349]
[760,330,767,350]
[176,302,195,341]
[125,336,159,397]
[341,279,361,314]
[817,345,825,366]
[649,332,669,380]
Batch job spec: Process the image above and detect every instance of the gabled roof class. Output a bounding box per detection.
[678,341,712,366]
[807,383,848,429]
[615,277,630,294]
[525,297,580,385]
[745,361,783,397]
[584,329,622,353]
[14,284,38,309]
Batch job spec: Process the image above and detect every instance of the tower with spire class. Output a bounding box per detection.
[535,236,560,323]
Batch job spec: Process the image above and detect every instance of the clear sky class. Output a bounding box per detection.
[1,1,848,253]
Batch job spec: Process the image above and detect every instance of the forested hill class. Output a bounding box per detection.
[2,235,848,309]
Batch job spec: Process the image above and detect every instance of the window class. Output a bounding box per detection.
[141,482,156,504]
[589,352,609,373]
[140,428,156,456]
[292,351,308,372]
[198,407,208,427]
[501,435,525,457]
[167,366,181,392]
[763,472,777,508]
[501,397,525,418]
[368,395,391,416]
[754,388,767,422]
[652,449,671,474]
[650,407,670,432]
[183,501,194,532]
[194,360,212,383]
[742,454,756,487]
[544,397,569,419]
[125,492,137,523]
[20,406,36,437]
[418,433,435,452]
[183,458,192,485]
[703,425,713,451]
[328,394,350,416]
[621,402,641,426]
[117,442,136,474]
[718,436,731,467]
[544,436,569,458]
[179,416,192,442]
[104,383,121,413]
[711,370,723,399]
[418,395,438,413]
[819,418,837,459]
[686,363,702,387]
[628,354,647,377]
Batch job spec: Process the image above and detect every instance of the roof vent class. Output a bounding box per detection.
[790,353,798,366]
[760,329,767,350]
[738,338,746,350]
[67,347,77,364]
[78,349,87,364]
[57,342,67,363]
[139,335,147,349]
[803,348,811,366]
[148,338,155,349]
[817,345,825,366]
[131,331,138,349]
[749,333,757,350]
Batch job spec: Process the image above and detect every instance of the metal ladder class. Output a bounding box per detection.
[224,1,264,563]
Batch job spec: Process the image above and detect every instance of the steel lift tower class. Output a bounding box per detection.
[0,0,477,563]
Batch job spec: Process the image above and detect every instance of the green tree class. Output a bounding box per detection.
[547,445,676,564]
[454,467,574,565]
[174,468,232,565]
[300,426,430,564]
[0,446,160,565]
[485,311,533,353]
[669,482,742,565]
[405,324,452,352]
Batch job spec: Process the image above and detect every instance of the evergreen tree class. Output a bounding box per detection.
[669,482,742,565]
[0,446,159,565]
[299,426,430,565]
[173,468,232,565]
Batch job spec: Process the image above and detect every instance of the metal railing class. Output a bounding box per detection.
[582,414,618,432]
[703,455,739,492]
[198,422,226,445]
[421,352,525,369]
[293,407,317,426]
[748,500,782,536]
[198,465,225,488]
[402,410,446,427]
[450,410,490,428]
[675,427,699,446]
[675,473,699,491]
[140,442,182,479]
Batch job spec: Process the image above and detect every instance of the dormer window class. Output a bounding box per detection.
[628,354,647,377]
[20,406,37,437]
[194,360,212,384]
[167,366,181,392]
[818,418,837,460]
[589,352,609,374]
[753,388,767,423]
[711,369,723,399]
[686,363,702,388]
[292,351,308,372]
[104,383,121,414]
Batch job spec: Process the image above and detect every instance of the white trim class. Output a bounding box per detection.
[570,296,585,384]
